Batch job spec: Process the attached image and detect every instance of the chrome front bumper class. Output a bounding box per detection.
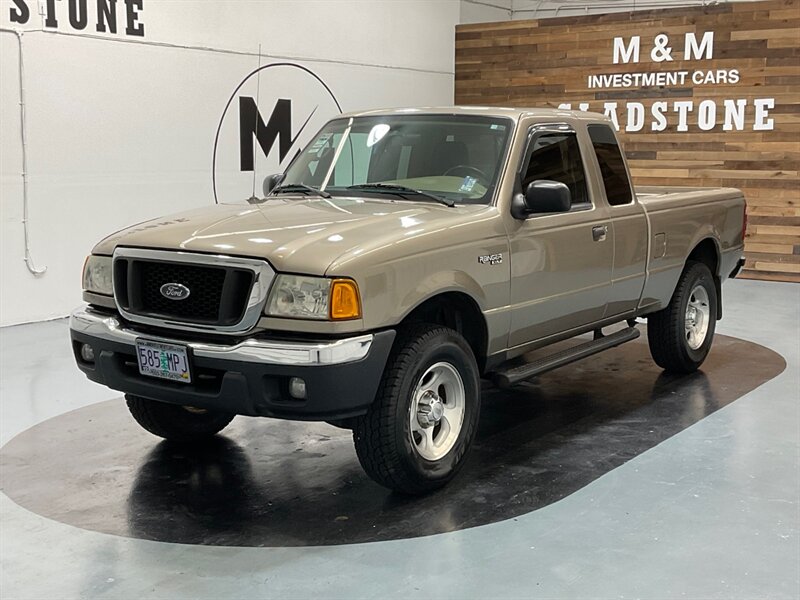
[69,306,373,366]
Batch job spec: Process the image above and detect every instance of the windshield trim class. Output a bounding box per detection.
[319,117,353,192]
[485,115,517,208]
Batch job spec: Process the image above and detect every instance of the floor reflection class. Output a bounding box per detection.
[1,334,785,546]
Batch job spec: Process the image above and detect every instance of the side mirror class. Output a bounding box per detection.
[513,180,572,218]
[262,173,285,196]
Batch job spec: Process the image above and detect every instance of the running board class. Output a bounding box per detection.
[493,326,641,388]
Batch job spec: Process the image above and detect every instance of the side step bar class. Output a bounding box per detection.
[493,326,641,388]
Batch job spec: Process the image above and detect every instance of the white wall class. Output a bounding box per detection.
[460,0,512,24]
[0,0,463,326]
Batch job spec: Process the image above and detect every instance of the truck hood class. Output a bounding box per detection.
[93,195,487,275]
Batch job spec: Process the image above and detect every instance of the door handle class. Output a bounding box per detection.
[592,225,608,242]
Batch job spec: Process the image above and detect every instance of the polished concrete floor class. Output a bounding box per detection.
[1,279,798,598]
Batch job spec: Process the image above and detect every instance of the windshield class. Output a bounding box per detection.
[279,114,513,205]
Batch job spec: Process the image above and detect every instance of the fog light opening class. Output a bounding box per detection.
[80,343,95,363]
[289,377,307,400]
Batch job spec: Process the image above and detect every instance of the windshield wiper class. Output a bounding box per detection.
[346,184,455,208]
[272,183,331,199]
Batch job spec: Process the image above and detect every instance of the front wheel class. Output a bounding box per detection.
[647,261,718,374]
[126,395,235,442]
[352,324,481,495]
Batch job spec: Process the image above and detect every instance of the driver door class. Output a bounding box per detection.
[507,123,613,348]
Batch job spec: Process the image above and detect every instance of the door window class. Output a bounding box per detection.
[521,132,591,209]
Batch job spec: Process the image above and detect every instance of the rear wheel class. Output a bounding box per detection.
[647,261,718,374]
[126,395,235,442]
[352,324,481,495]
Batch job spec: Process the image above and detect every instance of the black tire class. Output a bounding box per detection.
[647,261,718,374]
[126,395,235,442]
[325,418,357,430]
[352,324,481,495]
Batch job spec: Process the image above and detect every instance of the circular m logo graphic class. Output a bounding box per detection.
[212,63,342,203]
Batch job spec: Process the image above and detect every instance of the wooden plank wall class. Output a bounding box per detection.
[455,0,800,282]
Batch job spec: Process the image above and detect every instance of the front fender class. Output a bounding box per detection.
[396,270,488,323]
[388,268,510,358]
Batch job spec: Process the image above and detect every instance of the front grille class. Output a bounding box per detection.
[114,256,257,327]
[141,262,227,322]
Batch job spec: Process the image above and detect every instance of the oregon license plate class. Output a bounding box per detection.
[135,339,191,383]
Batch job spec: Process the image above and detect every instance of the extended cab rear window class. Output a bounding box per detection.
[588,125,633,206]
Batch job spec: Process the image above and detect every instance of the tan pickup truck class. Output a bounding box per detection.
[71,107,746,494]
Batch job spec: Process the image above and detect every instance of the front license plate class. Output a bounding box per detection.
[135,339,191,383]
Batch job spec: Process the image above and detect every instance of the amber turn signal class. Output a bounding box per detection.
[329,278,362,320]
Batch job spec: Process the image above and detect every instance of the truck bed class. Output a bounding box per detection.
[636,185,744,206]
[634,185,746,314]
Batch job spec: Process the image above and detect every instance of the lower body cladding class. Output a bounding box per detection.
[70,307,396,421]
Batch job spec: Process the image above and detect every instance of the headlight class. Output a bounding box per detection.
[265,275,361,320]
[82,255,113,296]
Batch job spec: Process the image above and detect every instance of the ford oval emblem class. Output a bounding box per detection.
[160,283,191,301]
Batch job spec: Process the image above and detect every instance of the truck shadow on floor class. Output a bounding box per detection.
[0,334,786,546]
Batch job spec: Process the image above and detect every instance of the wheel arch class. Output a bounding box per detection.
[687,237,723,319]
[688,237,720,275]
[398,291,489,374]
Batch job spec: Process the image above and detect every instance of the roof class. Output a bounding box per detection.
[337,106,609,122]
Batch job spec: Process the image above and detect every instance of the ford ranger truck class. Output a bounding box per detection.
[70,108,746,495]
